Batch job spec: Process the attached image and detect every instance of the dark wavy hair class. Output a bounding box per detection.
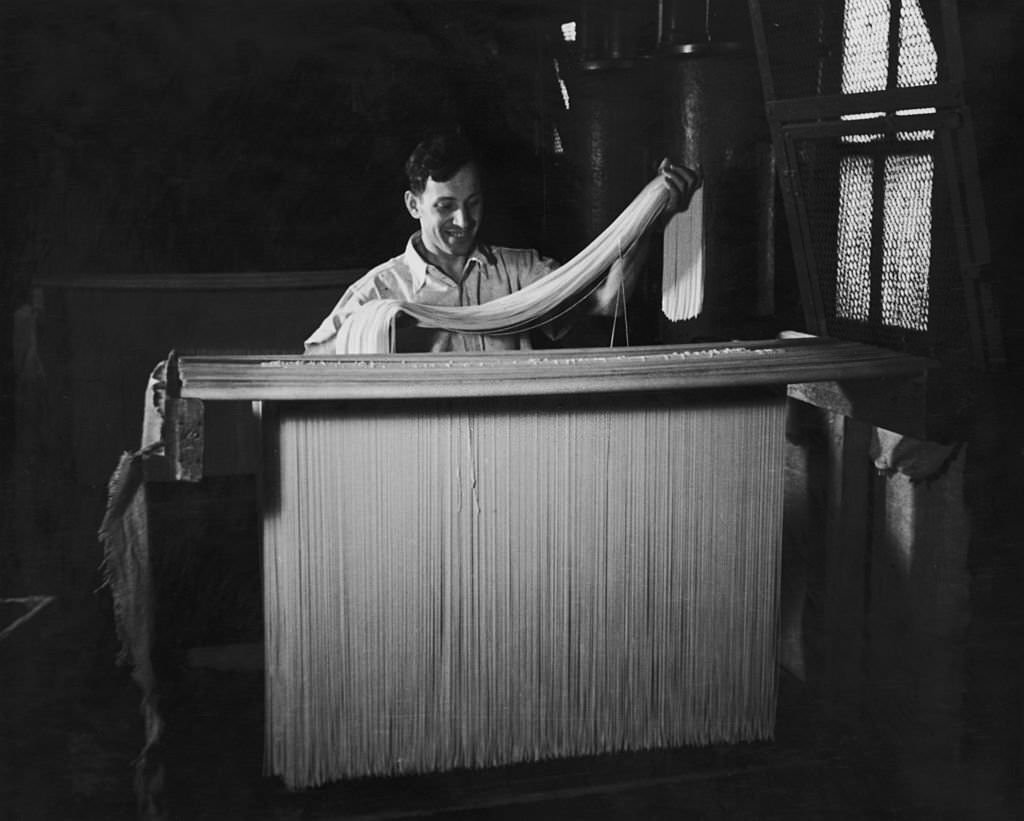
[404,130,477,196]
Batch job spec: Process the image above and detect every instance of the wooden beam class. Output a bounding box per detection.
[173,337,934,402]
[822,413,872,715]
[778,132,829,333]
[142,397,205,483]
[787,375,933,440]
[31,269,363,291]
[766,84,963,124]
[781,110,960,141]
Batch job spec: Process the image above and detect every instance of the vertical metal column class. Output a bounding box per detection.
[560,2,658,244]
[659,0,768,342]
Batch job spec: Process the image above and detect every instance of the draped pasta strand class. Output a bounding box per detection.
[335,175,674,354]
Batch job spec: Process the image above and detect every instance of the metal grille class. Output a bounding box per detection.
[897,0,938,88]
[835,155,873,322]
[881,152,932,332]
[752,0,1002,368]
[841,0,890,95]
[790,130,965,355]
[830,146,938,335]
[840,1,938,143]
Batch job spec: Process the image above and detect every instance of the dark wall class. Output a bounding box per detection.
[960,0,1024,366]
[0,0,566,283]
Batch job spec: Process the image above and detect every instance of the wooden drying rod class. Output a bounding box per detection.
[141,334,935,483]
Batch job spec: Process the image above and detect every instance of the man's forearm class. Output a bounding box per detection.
[589,232,651,316]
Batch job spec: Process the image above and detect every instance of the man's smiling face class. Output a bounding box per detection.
[405,162,483,263]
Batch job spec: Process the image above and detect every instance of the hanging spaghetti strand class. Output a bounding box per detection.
[262,391,786,788]
[661,186,705,321]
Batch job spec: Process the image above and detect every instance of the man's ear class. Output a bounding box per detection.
[404,190,420,220]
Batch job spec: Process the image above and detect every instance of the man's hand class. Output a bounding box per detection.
[658,158,701,213]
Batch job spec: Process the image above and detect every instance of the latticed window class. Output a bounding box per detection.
[835,0,936,332]
[751,0,1002,370]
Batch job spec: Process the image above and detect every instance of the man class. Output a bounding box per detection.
[304,131,699,354]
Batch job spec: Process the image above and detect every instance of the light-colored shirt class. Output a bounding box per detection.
[304,234,560,354]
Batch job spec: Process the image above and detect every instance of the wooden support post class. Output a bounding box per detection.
[141,355,205,483]
[863,442,970,812]
[822,412,872,715]
[155,396,205,482]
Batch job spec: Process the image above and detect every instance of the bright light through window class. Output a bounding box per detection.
[882,155,932,330]
[841,0,889,95]
[836,156,874,322]
[835,0,935,331]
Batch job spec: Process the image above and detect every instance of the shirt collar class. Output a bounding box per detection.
[402,234,431,291]
[403,233,496,291]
